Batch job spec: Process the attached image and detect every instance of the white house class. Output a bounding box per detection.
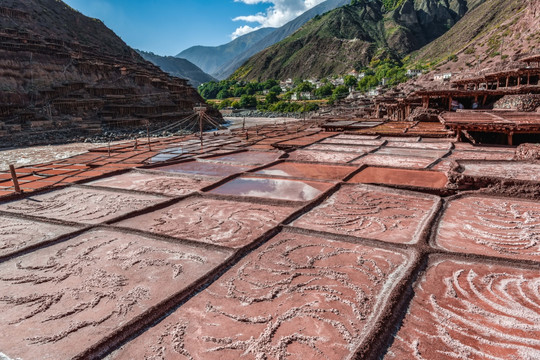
[291,92,313,101]
[434,73,453,81]
[406,69,422,77]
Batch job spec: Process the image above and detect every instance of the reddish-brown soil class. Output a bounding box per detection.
[385,259,540,360]
[115,197,296,248]
[107,231,414,360]
[208,176,334,202]
[435,195,540,261]
[287,149,363,163]
[0,228,232,360]
[0,215,78,258]
[0,187,164,224]
[348,167,449,189]
[88,170,218,196]
[292,184,440,244]
[254,162,356,180]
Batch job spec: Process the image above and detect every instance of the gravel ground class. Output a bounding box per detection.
[0,142,125,171]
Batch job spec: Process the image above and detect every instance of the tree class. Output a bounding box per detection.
[295,81,314,93]
[233,87,245,97]
[357,75,378,91]
[332,85,349,100]
[265,91,279,104]
[216,89,231,100]
[314,83,334,98]
[198,81,221,99]
[239,94,258,108]
[344,75,358,88]
[218,99,232,109]
[262,79,279,89]
[244,82,260,95]
[269,85,282,94]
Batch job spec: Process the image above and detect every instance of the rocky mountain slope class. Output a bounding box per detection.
[232,0,483,81]
[176,27,276,76]
[213,0,352,80]
[137,50,215,87]
[0,0,215,146]
[411,0,539,74]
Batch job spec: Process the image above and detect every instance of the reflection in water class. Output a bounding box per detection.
[256,163,354,180]
[207,151,281,165]
[209,177,331,201]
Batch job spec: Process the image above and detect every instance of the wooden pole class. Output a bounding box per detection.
[147,122,152,151]
[199,111,203,147]
[9,165,21,193]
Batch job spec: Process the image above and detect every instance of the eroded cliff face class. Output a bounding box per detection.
[0,0,215,146]
[388,0,483,55]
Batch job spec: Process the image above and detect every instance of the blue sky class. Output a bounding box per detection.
[63,0,326,56]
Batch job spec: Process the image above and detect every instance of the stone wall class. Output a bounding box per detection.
[494,94,540,112]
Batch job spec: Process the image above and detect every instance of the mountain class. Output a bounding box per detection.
[231,0,483,81]
[213,0,352,80]
[137,50,215,87]
[0,0,218,146]
[176,27,276,76]
[411,0,539,73]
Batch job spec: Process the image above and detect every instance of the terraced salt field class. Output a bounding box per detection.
[0,124,538,360]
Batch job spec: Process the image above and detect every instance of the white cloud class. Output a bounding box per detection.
[231,25,260,39]
[231,0,326,39]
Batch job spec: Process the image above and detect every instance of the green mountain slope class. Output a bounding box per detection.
[232,0,482,81]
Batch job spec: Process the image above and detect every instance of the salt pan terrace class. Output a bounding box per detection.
[0,120,539,360]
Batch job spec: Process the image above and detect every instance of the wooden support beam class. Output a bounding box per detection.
[423,96,429,109]
[508,132,513,146]
[506,76,510,88]
[448,96,453,111]
[9,165,21,193]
